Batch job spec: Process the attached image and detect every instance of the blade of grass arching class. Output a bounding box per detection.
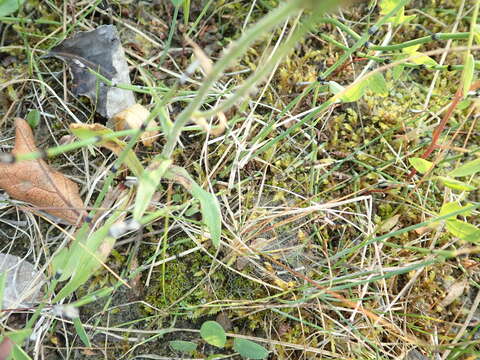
[197,4,340,118]
[161,0,319,158]
[84,90,176,222]
[73,317,91,347]
[0,272,5,310]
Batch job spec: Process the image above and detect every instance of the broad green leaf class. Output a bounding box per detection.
[26,109,40,128]
[379,0,415,25]
[463,229,480,243]
[70,123,143,176]
[0,0,24,17]
[392,64,405,80]
[409,157,433,174]
[403,44,421,54]
[439,202,474,218]
[169,340,197,353]
[448,158,480,177]
[0,272,6,310]
[329,80,364,103]
[73,317,91,347]
[133,156,172,221]
[436,176,476,191]
[446,219,480,241]
[366,73,388,97]
[462,54,475,97]
[233,338,269,359]
[170,0,184,6]
[403,46,437,66]
[165,166,222,247]
[340,81,366,102]
[200,321,226,348]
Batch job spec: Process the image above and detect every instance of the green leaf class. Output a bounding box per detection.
[329,80,365,103]
[133,156,172,221]
[165,166,222,247]
[435,176,476,191]
[409,157,434,174]
[169,340,197,353]
[379,0,415,25]
[170,0,183,6]
[462,54,475,97]
[402,46,437,66]
[392,64,405,80]
[0,0,24,17]
[26,109,40,128]
[366,73,388,97]
[328,81,344,95]
[233,338,269,359]
[462,229,480,243]
[439,202,473,218]
[200,321,226,348]
[73,317,91,347]
[448,158,480,177]
[11,344,31,360]
[446,219,480,242]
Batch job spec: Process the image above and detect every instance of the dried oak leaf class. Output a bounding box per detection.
[47,25,135,118]
[0,118,85,225]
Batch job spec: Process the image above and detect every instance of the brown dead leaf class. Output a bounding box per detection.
[0,118,85,225]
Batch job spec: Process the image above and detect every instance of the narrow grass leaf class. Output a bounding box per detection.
[436,176,476,191]
[169,340,197,353]
[462,54,475,97]
[200,321,226,348]
[448,158,480,177]
[409,157,433,174]
[73,317,91,347]
[233,338,269,359]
